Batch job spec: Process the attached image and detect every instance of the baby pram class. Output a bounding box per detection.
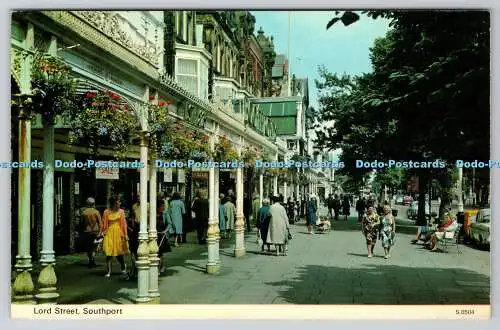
[315,216,332,233]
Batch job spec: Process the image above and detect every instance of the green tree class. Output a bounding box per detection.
[317,10,490,223]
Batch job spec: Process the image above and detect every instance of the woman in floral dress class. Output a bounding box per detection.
[380,205,396,259]
[362,206,380,258]
[102,195,128,277]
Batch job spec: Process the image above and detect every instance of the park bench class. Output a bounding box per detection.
[436,224,462,254]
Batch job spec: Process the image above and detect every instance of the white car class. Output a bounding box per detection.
[469,208,490,247]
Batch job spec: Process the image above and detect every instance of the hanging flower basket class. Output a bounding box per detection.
[148,99,175,156]
[242,146,259,167]
[68,90,139,158]
[159,120,211,161]
[213,135,238,162]
[29,53,76,123]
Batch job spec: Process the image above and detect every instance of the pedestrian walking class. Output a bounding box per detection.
[327,194,334,218]
[192,190,209,245]
[218,194,226,238]
[286,197,295,224]
[333,195,341,221]
[80,197,102,267]
[356,196,366,222]
[168,192,186,247]
[380,205,396,259]
[266,196,291,256]
[300,197,307,218]
[257,198,271,253]
[306,194,318,234]
[362,206,380,258]
[252,194,260,229]
[223,196,236,239]
[102,195,128,277]
[156,199,171,273]
[244,193,252,232]
[342,195,351,221]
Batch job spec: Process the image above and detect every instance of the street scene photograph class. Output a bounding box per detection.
[9,9,490,313]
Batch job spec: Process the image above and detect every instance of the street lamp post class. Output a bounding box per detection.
[148,151,160,303]
[457,167,464,212]
[136,130,150,304]
[234,147,246,257]
[207,136,220,273]
[12,95,35,304]
[12,23,36,304]
[214,167,221,268]
[36,36,60,305]
[273,153,278,196]
[259,171,264,207]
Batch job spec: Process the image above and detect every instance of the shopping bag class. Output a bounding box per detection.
[256,231,263,247]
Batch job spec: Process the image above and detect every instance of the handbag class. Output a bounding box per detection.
[256,231,263,246]
[122,236,130,255]
[287,229,293,240]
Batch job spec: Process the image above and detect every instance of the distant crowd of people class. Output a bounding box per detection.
[79,190,318,277]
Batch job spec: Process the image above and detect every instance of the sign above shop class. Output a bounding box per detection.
[192,171,208,180]
[163,168,173,182]
[178,169,185,183]
[96,167,119,180]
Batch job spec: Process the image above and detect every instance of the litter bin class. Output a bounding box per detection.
[456,211,465,243]
[392,209,398,217]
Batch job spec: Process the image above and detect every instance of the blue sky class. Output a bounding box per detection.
[251,11,391,109]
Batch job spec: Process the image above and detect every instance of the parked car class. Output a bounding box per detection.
[403,196,413,206]
[469,208,490,248]
[396,196,404,205]
[407,201,430,220]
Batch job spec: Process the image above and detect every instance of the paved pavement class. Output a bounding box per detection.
[38,205,490,305]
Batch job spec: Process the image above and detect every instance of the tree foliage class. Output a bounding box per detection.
[316,10,490,211]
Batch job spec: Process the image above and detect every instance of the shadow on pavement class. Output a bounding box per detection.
[265,264,490,305]
[347,252,385,259]
[34,231,212,304]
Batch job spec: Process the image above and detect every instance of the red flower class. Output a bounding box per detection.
[201,135,209,141]
[159,101,168,107]
[149,95,155,101]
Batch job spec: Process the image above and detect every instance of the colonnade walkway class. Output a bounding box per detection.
[33,212,490,305]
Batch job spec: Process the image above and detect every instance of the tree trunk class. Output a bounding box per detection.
[416,171,428,226]
[438,189,453,221]
[437,167,455,220]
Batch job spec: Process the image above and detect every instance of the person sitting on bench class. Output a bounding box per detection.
[426,213,458,251]
[411,212,439,244]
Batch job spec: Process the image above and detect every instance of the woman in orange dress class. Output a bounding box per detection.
[102,195,129,277]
